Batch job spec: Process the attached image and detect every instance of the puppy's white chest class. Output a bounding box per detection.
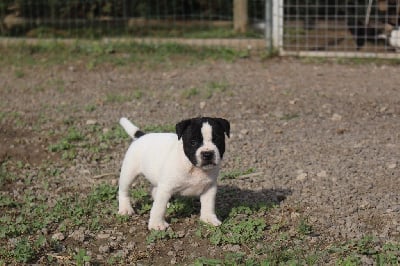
[177,168,217,196]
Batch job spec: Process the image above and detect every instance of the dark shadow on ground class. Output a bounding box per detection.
[216,185,292,219]
[166,185,292,220]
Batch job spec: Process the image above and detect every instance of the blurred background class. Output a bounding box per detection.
[1,0,400,57]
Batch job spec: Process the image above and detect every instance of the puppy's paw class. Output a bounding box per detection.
[118,205,134,215]
[200,214,222,226]
[148,220,169,231]
[118,196,134,215]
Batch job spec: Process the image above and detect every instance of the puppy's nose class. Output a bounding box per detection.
[201,151,214,161]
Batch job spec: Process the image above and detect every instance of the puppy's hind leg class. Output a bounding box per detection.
[118,157,140,215]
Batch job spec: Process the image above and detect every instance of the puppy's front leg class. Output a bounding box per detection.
[148,188,171,230]
[200,184,221,226]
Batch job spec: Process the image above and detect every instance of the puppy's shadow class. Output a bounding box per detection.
[216,185,292,220]
[167,185,291,220]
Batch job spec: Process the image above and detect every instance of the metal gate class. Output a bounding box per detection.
[269,0,400,58]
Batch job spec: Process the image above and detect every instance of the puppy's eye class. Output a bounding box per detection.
[190,140,198,146]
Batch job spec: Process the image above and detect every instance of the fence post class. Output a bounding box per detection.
[265,0,273,52]
[272,0,283,51]
[234,0,248,33]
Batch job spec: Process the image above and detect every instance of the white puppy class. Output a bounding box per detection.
[118,117,230,230]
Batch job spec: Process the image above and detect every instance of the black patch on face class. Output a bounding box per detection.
[176,117,230,166]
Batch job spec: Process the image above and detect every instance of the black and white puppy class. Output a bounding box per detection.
[118,117,230,230]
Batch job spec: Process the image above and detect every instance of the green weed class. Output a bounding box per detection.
[146,228,178,244]
[13,238,35,263]
[205,81,229,99]
[130,186,152,215]
[199,204,268,245]
[167,197,197,217]
[280,113,300,121]
[85,104,97,112]
[297,218,313,236]
[1,41,247,70]
[182,87,200,99]
[74,249,91,266]
[220,167,255,180]
[14,69,25,78]
[142,124,175,133]
[194,252,251,266]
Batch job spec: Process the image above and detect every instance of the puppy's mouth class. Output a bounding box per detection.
[200,161,217,169]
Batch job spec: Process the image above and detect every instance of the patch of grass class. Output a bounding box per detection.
[146,228,179,244]
[297,217,313,236]
[105,93,129,104]
[14,69,25,78]
[48,127,85,160]
[0,161,17,186]
[47,78,66,93]
[105,90,144,104]
[205,81,229,99]
[280,113,300,121]
[84,104,97,112]
[220,167,255,180]
[13,238,35,263]
[130,186,152,215]
[194,252,251,266]
[198,204,269,245]
[0,41,246,69]
[0,183,116,242]
[328,236,400,265]
[142,124,175,133]
[167,197,197,218]
[73,249,91,266]
[182,87,200,99]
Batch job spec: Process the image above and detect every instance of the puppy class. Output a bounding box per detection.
[118,117,230,230]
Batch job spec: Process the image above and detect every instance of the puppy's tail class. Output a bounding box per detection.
[119,117,145,139]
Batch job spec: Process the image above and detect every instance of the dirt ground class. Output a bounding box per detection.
[1,50,400,264]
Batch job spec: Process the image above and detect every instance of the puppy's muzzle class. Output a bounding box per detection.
[201,151,215,166]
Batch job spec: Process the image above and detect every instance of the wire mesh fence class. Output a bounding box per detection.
[1,1,400,57]
[278,0,400,57]
[0,0,267,51]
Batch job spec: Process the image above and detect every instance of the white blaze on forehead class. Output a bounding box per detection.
[197,121,221,167]
[201,122,213,142]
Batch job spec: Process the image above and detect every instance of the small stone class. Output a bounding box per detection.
[175,230,184,237]
[331,113,342,121]
[296,172,308,181]
[173,240,184,251]
[387,163,397,169]
[99,244,110,253]
[240,129,249,135]
[70,229,85,242]
[290,212,300,219]
[317,171,327,178]
[52,232,65,241]
[200,101,206,109]
[167,251,175,256]
[86,119,97,125]
[97,233,110,239]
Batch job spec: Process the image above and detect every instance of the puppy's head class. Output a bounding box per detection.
[176,117,230,170]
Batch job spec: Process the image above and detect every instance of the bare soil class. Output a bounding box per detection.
[1,54,400,264]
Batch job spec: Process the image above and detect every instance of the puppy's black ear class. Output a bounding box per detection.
[215,118,230,138]
[176,119,191,140]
